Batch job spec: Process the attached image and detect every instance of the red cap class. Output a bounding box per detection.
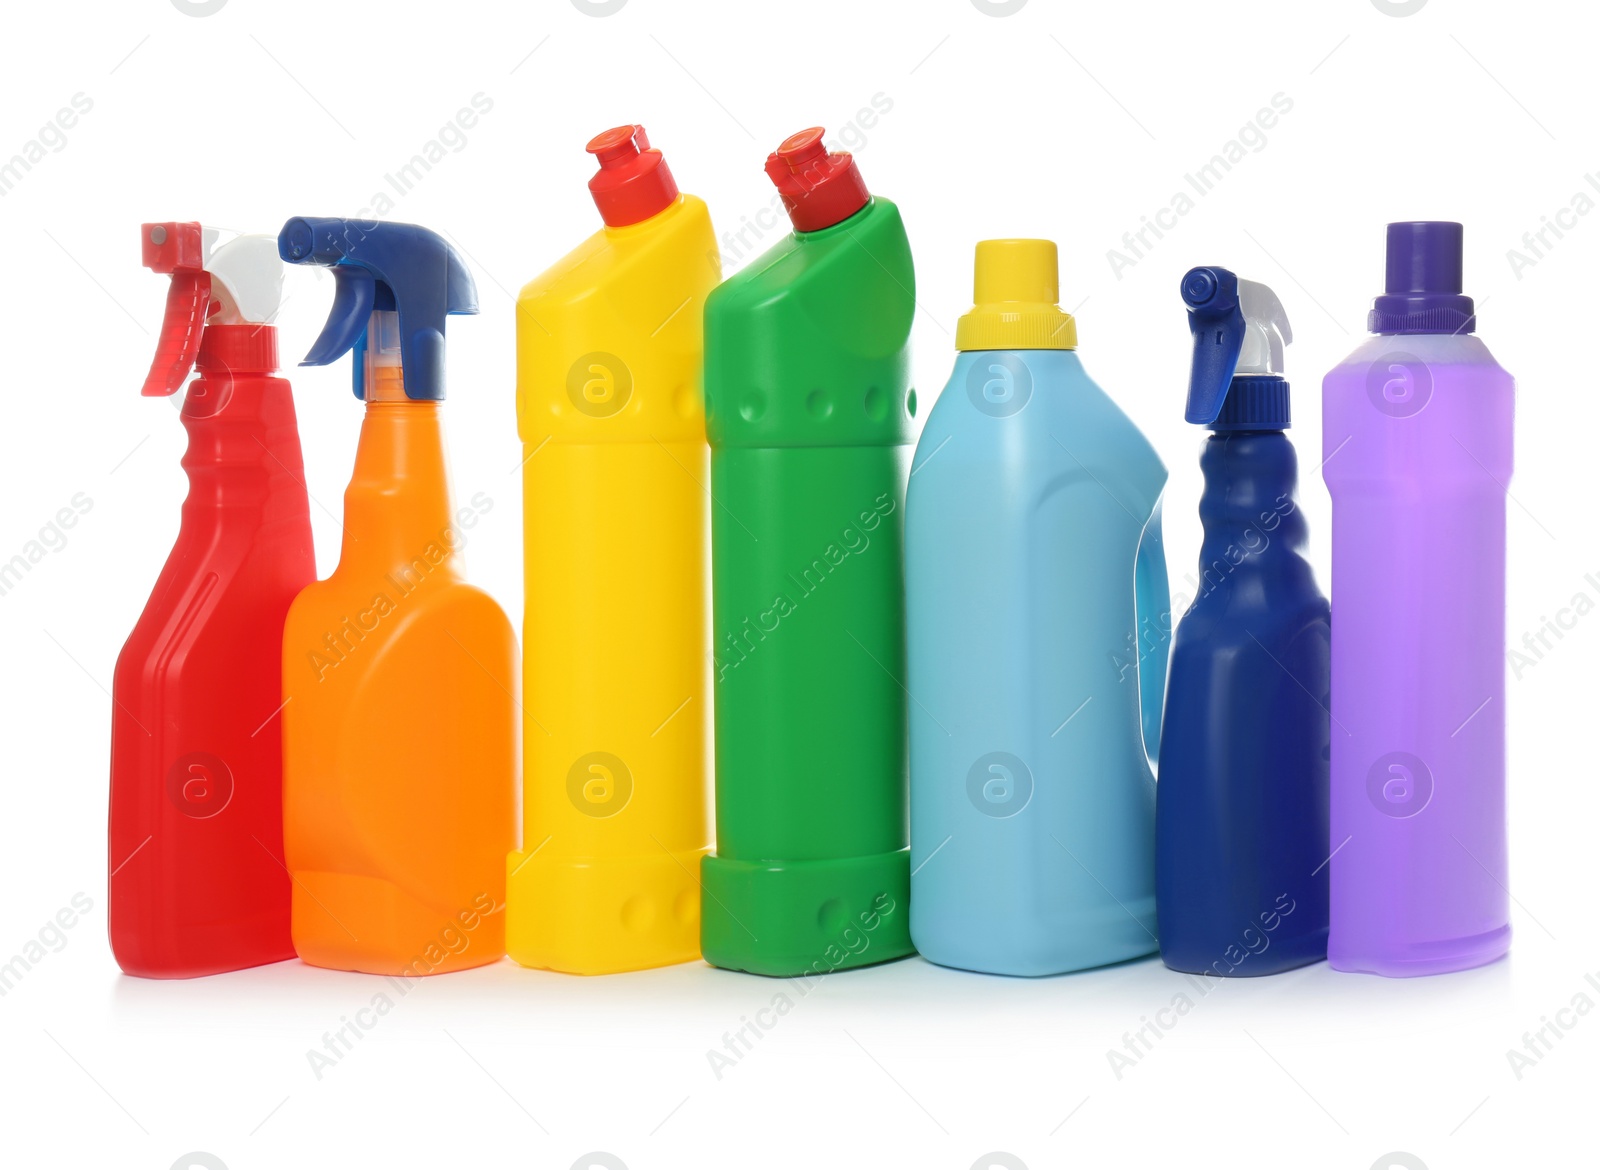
[140,222,212,397]
[196,323,278,378]
[586,125,680,227]
[764,127,870,233]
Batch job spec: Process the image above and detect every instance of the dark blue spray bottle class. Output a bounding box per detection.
[1155,267,1330,976]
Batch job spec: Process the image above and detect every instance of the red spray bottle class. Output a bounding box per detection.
[108,223,315,977]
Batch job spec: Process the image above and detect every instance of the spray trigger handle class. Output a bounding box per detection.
[139,223,285,397]
[1181,266,1291,427]
[277,218,476,402]
[140,222,211,397]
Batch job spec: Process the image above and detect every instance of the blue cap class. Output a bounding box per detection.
[1180,265,1291,432]
[1368,221,1476,336]
[278,218,478,401]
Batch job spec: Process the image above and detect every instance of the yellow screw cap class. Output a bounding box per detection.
[955,239,1077,352]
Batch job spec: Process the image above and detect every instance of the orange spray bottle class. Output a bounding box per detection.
[276,218,516,976]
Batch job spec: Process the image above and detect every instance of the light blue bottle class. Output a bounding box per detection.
[906,239,1168,976]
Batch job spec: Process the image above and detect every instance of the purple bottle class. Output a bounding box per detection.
[1323,222,1514,976]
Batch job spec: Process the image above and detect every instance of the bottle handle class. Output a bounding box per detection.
[1133,499,1170,767]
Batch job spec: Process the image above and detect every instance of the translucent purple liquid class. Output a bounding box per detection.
[1322,333,1514,976]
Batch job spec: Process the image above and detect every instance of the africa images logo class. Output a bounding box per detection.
[967,752,1033,818]
[166,752,233,819]
[1366,352,1433,418]
[567,752,633,818]
[967,353,1033,417]
[1366,751,1434,819]
[567,352,632,418]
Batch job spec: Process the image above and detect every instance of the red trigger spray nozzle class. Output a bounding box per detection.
[140,222,212,397]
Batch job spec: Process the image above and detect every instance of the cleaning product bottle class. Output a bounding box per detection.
[1155,266,1330,977]
[906,239,1168,976]
[700,127,915,977]
[1323,222,1514,976]
[509,125,717,974]
[109,222,314,978]
[277,218,515,976]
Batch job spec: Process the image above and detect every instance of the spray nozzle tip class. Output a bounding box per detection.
[279,219,316,263]
[1180,266,1227,311]
[277,217,351,266]
[142,221,205,275]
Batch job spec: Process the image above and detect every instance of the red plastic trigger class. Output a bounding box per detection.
[140,222,212,397]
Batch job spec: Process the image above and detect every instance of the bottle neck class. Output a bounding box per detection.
[1196,430,1310,578]
[340,401,460,574]
[179,372,308,523]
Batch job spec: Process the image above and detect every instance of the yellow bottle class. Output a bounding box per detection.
[509,126,719,973]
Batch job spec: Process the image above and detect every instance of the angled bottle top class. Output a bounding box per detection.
[516,124,714,445]
[703,127,915,452]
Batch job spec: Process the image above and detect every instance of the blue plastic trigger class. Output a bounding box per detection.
[1180,266,1245,426]
[277,217,476,402]
[302,266,376,378]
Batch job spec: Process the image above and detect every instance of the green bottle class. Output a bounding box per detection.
[700,128,916,976]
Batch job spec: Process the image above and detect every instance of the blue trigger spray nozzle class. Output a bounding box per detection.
[277,218,477,401]
[1181,265,1292,431]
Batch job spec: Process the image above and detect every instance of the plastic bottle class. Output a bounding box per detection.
[906,239,1168,976]
[509,125,717,974]
[109,223,315,978]
[277,218,515,976]
[1323,222,1514,976]
[1155,266,1330,977]
[700,128,915,977]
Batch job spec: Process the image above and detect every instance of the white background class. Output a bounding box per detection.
[0,0,1593,1167]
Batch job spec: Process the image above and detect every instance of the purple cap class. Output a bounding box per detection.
[1368,221,1476,335]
